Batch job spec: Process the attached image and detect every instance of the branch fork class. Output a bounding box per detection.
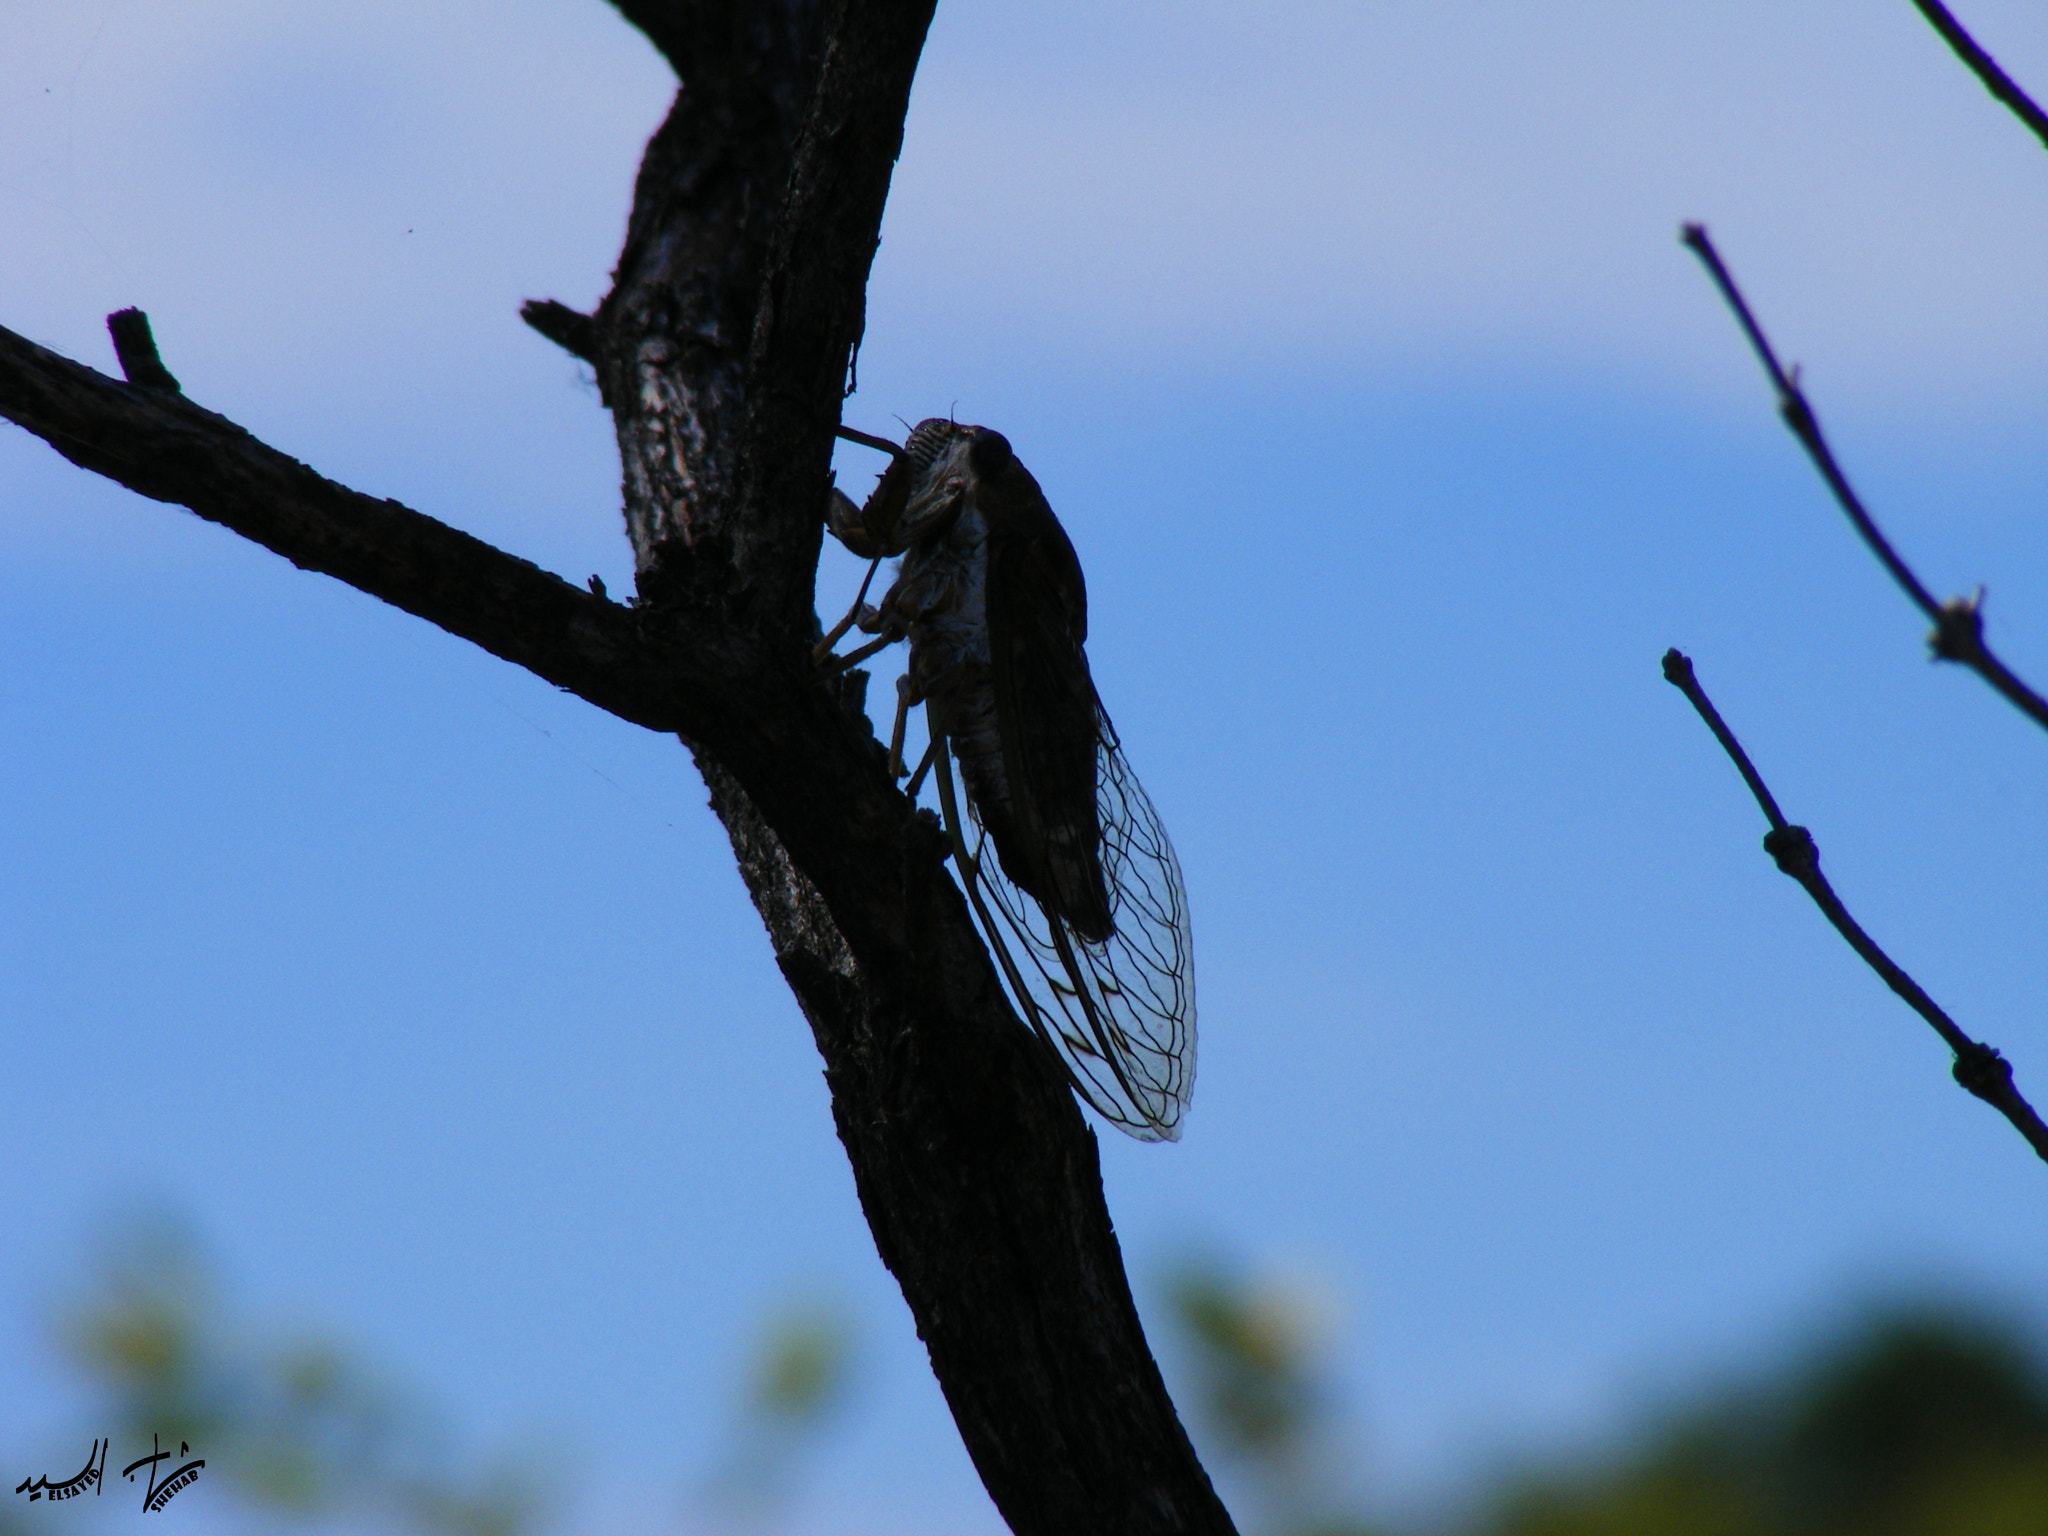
[0,4,1240,1528]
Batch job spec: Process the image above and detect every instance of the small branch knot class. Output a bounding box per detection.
[1777,390,1818,445]
[106,308,181,392]
[1953,1040,2015,1101]
[1660,647,1694,687]
[1762,824,1818,880]
[1929,588,1987,664]
[520,299,601,367]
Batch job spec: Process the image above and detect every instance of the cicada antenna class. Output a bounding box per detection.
[834,424,905,458]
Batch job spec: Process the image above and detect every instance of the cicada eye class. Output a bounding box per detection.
[968,428,1013,477]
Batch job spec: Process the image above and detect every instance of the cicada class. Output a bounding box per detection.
[819,419,1196,1141]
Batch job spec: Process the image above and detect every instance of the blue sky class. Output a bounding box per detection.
[6,3,2048,1532]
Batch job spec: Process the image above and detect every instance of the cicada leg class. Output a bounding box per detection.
[821,627,900,677]
[887,672,928,779]
[928,723,974,876]
[902,737,938,798]
[812,556,884,666]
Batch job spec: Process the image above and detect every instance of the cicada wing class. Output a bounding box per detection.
[952,708,1196,1141]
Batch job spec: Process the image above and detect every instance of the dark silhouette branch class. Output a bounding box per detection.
[105,308,181,391]
[726,0,935,634]
[0,3,1238,1530]
[519,299,599,365]
[1908,0,2048,153]
[1682,223,2048,737]
[1662,648,2048,1166]
[0,318,705,735]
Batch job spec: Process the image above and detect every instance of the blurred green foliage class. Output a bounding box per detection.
[1171,1263,1325,1459]
[748,1308,854,1425]
[36,1216,2048,1536]
[1164,1255,1380,1536]
[1487,1307,2048,1536]
[1162,1258,2048,1536]
[40,1212,862,1535]
[56,1215,537,1536]
[698,1299,858,1525]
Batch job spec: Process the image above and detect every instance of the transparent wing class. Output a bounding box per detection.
[949,707,1196,1141]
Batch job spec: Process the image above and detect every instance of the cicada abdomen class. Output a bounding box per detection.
[824,418,1197,1141]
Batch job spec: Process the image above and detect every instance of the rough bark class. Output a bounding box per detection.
[595,0,831,569]
[0,3,1236,1531]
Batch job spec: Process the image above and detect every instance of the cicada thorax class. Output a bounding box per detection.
[880,452,1017,852]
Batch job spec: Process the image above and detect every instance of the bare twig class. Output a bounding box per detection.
[1662,648,2048,1166]
[1908,0,2048,154]
[1682,224,2048,736]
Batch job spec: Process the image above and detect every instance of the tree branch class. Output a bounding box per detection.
[730,0,937,634]
[1681,223,2048,737]
[0,317,704,735]
[1908,0,2048,153]
[1,2,1241,1527]
[0,297,1235,1533]
[620,10,1234,1525]
[1662,648,2048,1166]
[590,0,834,571]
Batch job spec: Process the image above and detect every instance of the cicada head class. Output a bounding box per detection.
[829,419,1024,555]
[896,420,1026,543]
[827,417,965,558]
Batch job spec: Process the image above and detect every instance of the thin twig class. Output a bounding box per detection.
[1908,0,2048,154]
[1662,648,2048,1166]
[1682,224,2048,736]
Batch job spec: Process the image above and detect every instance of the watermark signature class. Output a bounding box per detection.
[15,1436,203,1512]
